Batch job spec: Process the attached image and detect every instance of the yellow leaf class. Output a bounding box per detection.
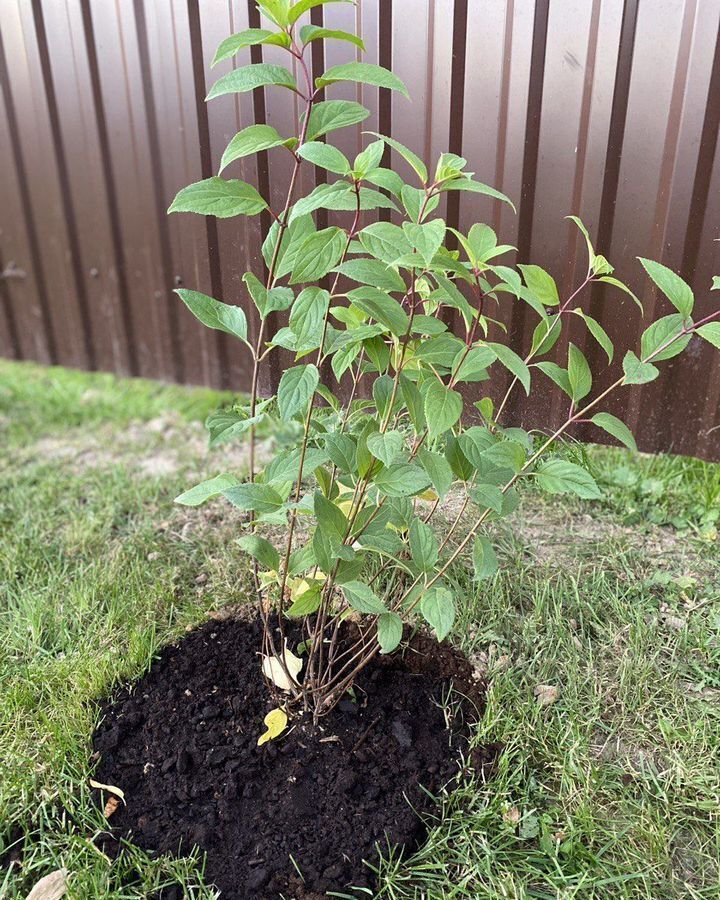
[89,779,126,803]
[418,489,439,502]
[257,708,288,746]
[258,569,279,588]
[262,640,303,691]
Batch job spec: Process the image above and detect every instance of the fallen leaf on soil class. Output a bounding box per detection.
[534,684,559,707]
[262,641,303,691]
[89,779,126,803]
[257,708,288,746]
[26,869,68,900]
[103,795,120,818]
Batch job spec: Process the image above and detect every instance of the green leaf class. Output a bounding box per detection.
[415,333,465,367]
[168,177,266,218]
[305,100,370,141]
[266,446,327,483]
[206,63,297,100]
[536,361,572,397]
[288,0,353,26]
[640,314,691,362]
[623,350,659,385]
[433,274,475,327]
[439,177,516,212]
[535,459,601,499]
[258,0,291,26]
[365,131,427,183]
[211,29,290,66]
[342,580,387,614]
[409,518,438,572]
[290,182,397,223]
[264,214,315,276]
[219,124,286,172]
[175,473,240,507]
[353,140,385,178]
[348,287,409,335]
[573,310,614,362]
[471,483,505,515]
[243,272,293,318]
[238,534,280,570]
[298,141,350,175]
[420,587,455,641]
[367,431,404,467]
[518,264,559,307]
[487,343,531,394]
[334,259,406,293]
[314,491,347,541]
[222,482,284,514]
[289,287,330,349]
[359,222,412,264]
[696,322,720,350]
[566,215,596,269]
[473,535,498,579]
[364,166,404,196]
[403,219,446,267]
[424,380,463,439]
[377,613,403,653]
[598,275,643,313]
[290,227,345,283]
[401,185,437,223]
[531,316,562,356]
[286,581,323,617]
[206,406,267,447]
[277,364,319,419]
[323,433,357,473]
[290,182,351,222]
[638,257,694,317]
[374,463,431,497]
[400,375,426,433]
[452,345,496,383]
[317,62,409,98]
[567,343,592,402]
[590,413,637,452]
[457,426,494,468]
[175,289,249,344]
[299,24,364,49]
[416,447,453,499]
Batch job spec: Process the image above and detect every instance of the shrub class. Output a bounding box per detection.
[170,0,720,724]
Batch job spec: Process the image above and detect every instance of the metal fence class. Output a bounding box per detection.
[1,0,719,459]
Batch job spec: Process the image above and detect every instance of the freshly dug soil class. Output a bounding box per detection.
[93,617,491,899]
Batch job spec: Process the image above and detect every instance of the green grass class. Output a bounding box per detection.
[1,359,719,899]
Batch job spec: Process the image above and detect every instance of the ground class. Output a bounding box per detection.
[1,359,719,899]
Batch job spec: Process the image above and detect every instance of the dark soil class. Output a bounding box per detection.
[92,617,491,899]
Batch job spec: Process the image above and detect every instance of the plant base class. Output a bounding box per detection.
[93,616,493,898]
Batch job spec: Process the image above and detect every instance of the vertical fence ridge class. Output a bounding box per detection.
[30,0,97,369]
[80,0,139,377]
[187,0,230,388]
[0,22,57,363]
[133,0,184,382]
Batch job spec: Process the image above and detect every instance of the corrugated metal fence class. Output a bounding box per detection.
[1,0,719,459]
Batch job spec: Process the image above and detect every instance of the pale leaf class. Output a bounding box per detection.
[262,640,303,691]
[257,708,289,746]
[26,870,68,900]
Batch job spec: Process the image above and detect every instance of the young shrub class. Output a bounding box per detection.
[170,0,720,722]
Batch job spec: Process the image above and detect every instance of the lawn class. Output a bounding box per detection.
[1,359,719,899]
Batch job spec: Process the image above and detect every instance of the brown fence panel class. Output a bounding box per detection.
[1,0,719,460]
